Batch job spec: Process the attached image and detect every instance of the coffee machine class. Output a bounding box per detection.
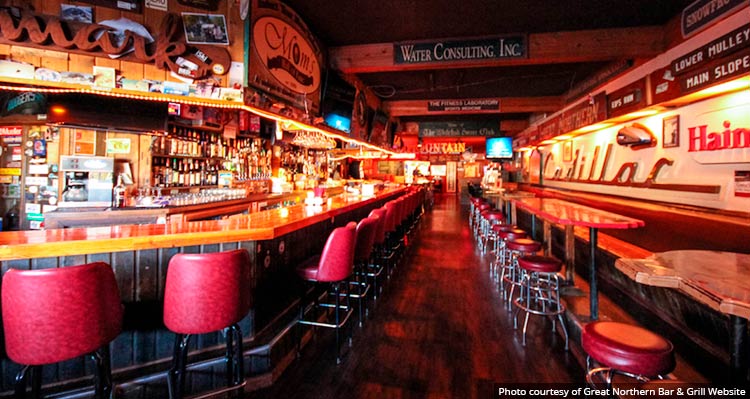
[59,156,114,207]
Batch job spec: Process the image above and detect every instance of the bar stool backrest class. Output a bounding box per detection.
[315,222,357,282]
[355,215,379,263]
[2,262,123,365]
[164,249,252,335]
[369,208,387,246]
[383,202,398,233]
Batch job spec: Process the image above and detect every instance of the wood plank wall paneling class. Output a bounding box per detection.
[2,0,239,86]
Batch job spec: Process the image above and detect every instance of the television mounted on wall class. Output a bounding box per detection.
[485,136,513,159]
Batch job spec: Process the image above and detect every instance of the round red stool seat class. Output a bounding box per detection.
[481,210,504,221]
[498,229,527,241]
[506,238,541,253]
[518,255,562,273]
[491,224,517,233]
[582,321,675,377]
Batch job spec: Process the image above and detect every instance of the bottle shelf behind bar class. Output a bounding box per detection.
[151,122,271,188]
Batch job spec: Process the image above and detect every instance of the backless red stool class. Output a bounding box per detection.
[2,262,123,399]
[494,229,528,295]
[478,210,505,254]
[487,225,519,281]
[501,238,541,310]
[469,197,485,230]
[513,255,568,350]
[352,215,379,326]
[163,249,252,399]
[582,321,675,388]
[473,203,492,238]
[296,222,357,364]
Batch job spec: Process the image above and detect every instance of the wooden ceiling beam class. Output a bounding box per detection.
[384,96,563,117]
[330,26,665,73]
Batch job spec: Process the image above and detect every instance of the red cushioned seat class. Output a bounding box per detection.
[491,224,517,232]
[163,249,252,399]
[582,321,675,377]
[498,229,528,242]
[506,238,541,253]
[478,203,492,212]
[481,210,504,221]
[296,257,321,281]
[2,262,123,398]
[518,255,562,273]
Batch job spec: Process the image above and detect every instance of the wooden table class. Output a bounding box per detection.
[512,197,645,320]
[616,250,750,382]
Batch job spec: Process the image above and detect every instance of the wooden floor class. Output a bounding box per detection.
[250,194,583,399]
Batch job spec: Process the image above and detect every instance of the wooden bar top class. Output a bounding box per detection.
[0,187,404,262]
[513,197,645,229]
[616,250,750,319]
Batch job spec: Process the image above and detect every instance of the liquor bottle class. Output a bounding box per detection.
[113,175,126,208]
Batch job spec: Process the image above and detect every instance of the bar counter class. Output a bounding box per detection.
[0,185,407,397]
[0,187,392,261]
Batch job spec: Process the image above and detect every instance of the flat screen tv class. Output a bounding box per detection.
[320,72,355,134]
[324,113,352,133]
[485,136,513,159]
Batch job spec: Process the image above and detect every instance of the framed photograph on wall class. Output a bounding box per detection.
[182,13,229,45]
[563,141,573,162]
[663,115,679,148]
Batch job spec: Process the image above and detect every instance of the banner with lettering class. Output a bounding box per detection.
[418,120,500,137]
[250,0,324,114]
[394,35,526,65]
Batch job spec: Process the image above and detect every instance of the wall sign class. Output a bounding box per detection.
[250,0,323,114]
[678,47,750,94]
[650,66,681,104]
[558,92,607,133]
[394,35,526,65]
[673,23,750,75]
[537,116,560,141]
[419,120,500,137]
[607,78,647,118]
[427,98,500,112]
[681,0,748,38]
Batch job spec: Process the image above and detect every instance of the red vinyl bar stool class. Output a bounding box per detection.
[163,249,252,399]
[513,255,569,350]
[488,224,519,282]
[368,208,389,292]
[2,262,123,399]
[469,197,485,229]
[494,229,528,293]
[501,238,541,310]
[472,203,492,238]
[478,210,505,254]
[352,215,379,326]
[582,321,675,388]
[296,222,357,364]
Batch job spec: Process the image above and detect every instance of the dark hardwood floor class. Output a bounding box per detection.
[250,194,583,399]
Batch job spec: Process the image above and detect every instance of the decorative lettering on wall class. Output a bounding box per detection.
[688,120,750,152]
[0,10,230,80]
[544,143,720,193]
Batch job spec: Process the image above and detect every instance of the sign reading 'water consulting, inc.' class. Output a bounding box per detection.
[394,35,526,65]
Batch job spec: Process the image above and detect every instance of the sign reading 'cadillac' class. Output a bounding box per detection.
[394,35,526,65]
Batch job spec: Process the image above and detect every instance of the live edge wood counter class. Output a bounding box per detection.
[0,187,404,262]
[0,186,405,397]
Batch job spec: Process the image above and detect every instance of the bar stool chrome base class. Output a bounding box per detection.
[512,255,568,350]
